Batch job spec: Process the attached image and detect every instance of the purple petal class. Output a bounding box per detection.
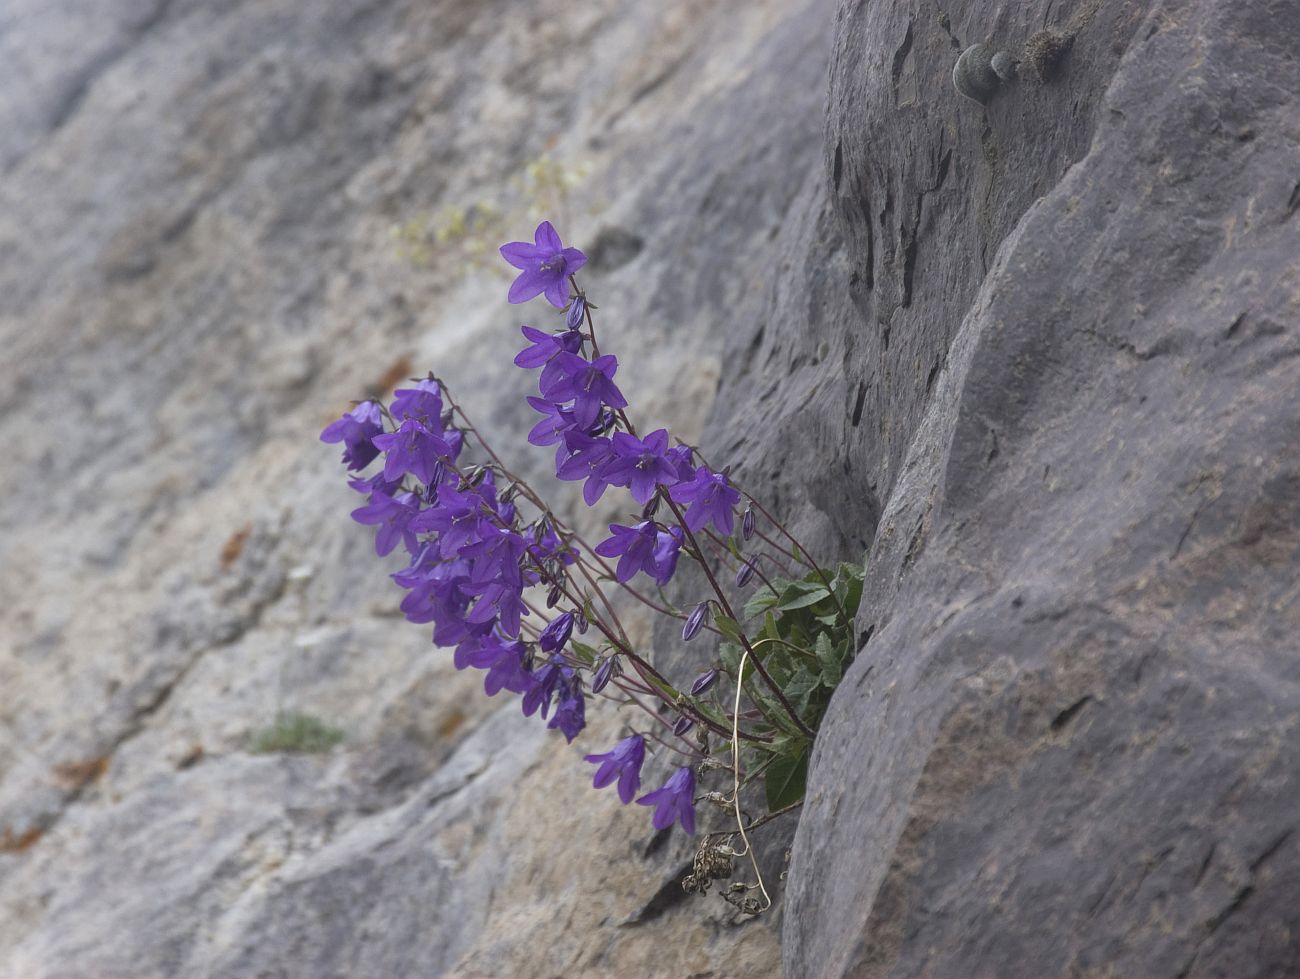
[508,269,548,304]
[534,221,562,252]
[500,240,541,269]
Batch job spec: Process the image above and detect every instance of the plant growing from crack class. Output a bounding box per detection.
[250,712,346,754]
[322,221,864,914]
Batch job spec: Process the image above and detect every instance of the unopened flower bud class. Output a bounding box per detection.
[682,601,710,642]
[566,296,586,329]
[672,714,695,737]
[591,656,615,693]
[742,506,755,541]
[641,494,661,520]
[735,560,756,587]
[539,612,574,653]
[546,584,563,608]
[587,408,616,437]
[574,610,589,634]
[690,669,719,696]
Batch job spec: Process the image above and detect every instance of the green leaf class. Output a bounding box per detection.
[784,668,820,702]
[714,615,744,645]
[719,642,741,676]
[570,640,599,666]
[814,631,841,685]
[776,588,832,613]
[743,587,778,620]
[764,748,809,811]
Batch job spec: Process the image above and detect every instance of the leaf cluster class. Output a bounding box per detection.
[708,561,865,811]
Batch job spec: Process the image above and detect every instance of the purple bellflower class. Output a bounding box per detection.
[539,352,627,430]
[410,484,492,557]
[637,766,696,834]
[595,521,663,584]
[500,221,587,308]
[390,379,444,427]
[555,432,618,505]
[584,734,646,804]
[548,682,586,742]
[350,489,420,557]
[460,636,535,697]
[602,429,680,504]
[320,401,384,471]
[652,526,684,585]
[670,466,742,536]
[515,325,584,369]
[372,418,452,487]
[526,397,578,456]
[521,658,566,718]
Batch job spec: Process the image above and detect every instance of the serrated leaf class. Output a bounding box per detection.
[752,691,807,739]
[743,587,778,620]
[814,631,841,685]
[784,669,819,701]
[764,749,809,811]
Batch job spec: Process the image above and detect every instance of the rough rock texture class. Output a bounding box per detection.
[0,0,833,975]
[710,0,1300,976]
[5,0,1298,975]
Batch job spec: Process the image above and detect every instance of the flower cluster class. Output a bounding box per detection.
[321,221,751,837]
[323,221,858,878]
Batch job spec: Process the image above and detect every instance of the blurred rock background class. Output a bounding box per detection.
[0,0,833,975]
[3,0,1299,976]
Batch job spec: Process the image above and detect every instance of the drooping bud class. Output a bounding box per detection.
[734,560,756,587]
[539,612,575,653]
[591,656,615,693]
[546,584,563,608]
[586,408,617,437]
[566,295,586,330]
[690,669,719,696]
[742,506,755,541]
[641,493,661,520]
[672,714,696,737]
[682,601,710,642]
[574,608,589,634]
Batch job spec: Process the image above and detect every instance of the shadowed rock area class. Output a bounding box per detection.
[704,0,1300,976]
[3,0,1298,976]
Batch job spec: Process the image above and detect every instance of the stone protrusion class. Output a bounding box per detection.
[952,44,1013,104]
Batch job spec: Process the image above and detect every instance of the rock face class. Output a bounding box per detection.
[717,0,1300,976]
[3,0,1298,976]
[0,0,832,975]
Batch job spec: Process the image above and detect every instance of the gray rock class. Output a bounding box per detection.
[5,0,1297,974]
[701,0,1300,975]
[0,0,832,975]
